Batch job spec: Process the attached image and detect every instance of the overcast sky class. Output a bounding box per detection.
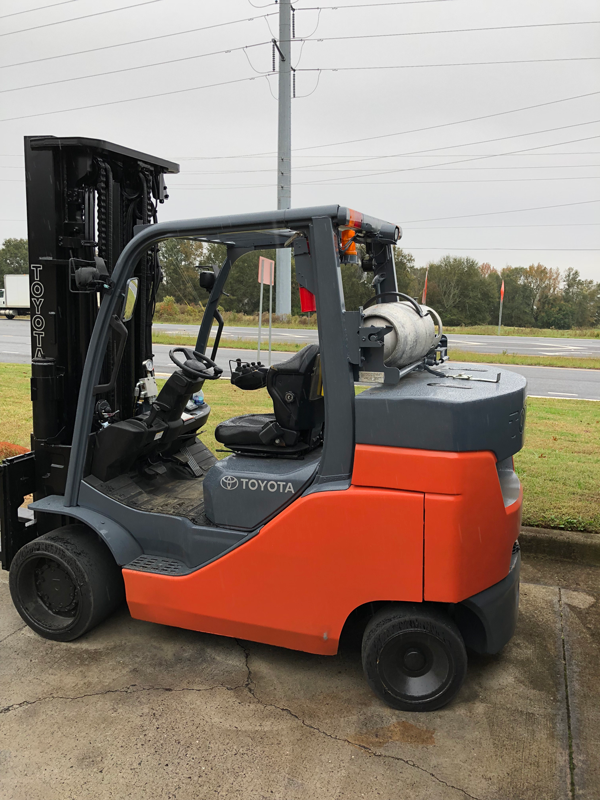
[1,0,599,278]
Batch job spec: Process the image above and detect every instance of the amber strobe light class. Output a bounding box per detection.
[340,228,359,264]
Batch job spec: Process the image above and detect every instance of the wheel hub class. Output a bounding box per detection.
[34,560,78,616]
[378,630,452,702]
[402,647,427,673]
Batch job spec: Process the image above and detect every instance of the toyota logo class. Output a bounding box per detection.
[220,475,239,491]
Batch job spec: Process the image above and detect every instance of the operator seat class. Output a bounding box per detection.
[215,344,324,455]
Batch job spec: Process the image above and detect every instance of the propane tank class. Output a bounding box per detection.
[363,300,443,368]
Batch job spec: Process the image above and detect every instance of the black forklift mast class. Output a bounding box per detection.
[0,137,178,566]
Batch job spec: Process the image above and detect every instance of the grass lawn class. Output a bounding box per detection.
[155,312,318,330]
[448,349,600,371]
[1,363,598,533]
[0,363,32,451]
[514,398,600,533]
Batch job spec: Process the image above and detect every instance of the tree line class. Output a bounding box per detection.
[155,239,600,329]
[2,236,598,329]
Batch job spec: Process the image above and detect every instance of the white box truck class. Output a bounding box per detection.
[0,274,29,319]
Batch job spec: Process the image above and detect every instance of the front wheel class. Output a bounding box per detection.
[9,524,125,642]
[362,604,467,712]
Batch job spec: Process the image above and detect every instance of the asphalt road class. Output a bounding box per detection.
[2,319,599,400]
[154,322,600,358]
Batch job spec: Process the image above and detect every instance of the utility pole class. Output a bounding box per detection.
[275,0,292,316]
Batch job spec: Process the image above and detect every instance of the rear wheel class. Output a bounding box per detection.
[9,524,125,642]
[362,604,467,712]
[6,313,15,320]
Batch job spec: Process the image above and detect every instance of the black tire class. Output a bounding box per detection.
[9,524,125,642]
[6,313,15,320]
[362,604,467,712]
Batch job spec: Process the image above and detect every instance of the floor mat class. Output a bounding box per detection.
[85,439,216,526]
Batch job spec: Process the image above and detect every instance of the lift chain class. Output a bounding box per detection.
[96,159,113,272]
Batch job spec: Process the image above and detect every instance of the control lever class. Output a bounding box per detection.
[230,359,269,390]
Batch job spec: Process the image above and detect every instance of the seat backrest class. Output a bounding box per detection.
[267,344,324,434]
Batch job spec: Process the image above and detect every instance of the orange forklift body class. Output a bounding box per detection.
[123,446,522,655]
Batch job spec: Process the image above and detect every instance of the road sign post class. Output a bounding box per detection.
[268,279,273,366]
[258,257,275,362]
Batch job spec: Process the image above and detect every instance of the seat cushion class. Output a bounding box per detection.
[215,413,276,446]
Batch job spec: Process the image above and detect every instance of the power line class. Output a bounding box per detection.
[0,0,83,19]
[3,20,595,93]
[293,120,600,178]
[297,133,600,184]
[176,152,600,160]
[402,199,600,224]
[156,120,600,176]
[0,12,277,70]
[0,0,167,37]
[0,41,270,95]
[289,90,600,155]
[297,1,459,9]
[14,21,583,94]
[397,136,600,177]
[300,20,600,44]
[0,75,263,124]
[166,177,600,187]
[164,91,600,160]
[173,165,600,174]
[297,57,600,75]
[155,134,600,183]
[388,164,600,171]
[20,58,594,127]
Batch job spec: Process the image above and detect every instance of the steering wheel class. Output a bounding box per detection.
[169,347,223,380]
[363,291,424,317]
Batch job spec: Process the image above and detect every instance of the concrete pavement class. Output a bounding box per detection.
[1,553,598,800]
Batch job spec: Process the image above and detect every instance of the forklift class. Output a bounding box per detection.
[0,137,526,712]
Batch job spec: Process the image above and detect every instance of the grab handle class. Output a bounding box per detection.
[423,305,443,345]
[93,316,128,396]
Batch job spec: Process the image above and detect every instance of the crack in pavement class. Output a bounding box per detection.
[559,588,577,800]
[2,636,481,799]
[0,680,247,716]
[0,625,26,645]
[235,640,481,800]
